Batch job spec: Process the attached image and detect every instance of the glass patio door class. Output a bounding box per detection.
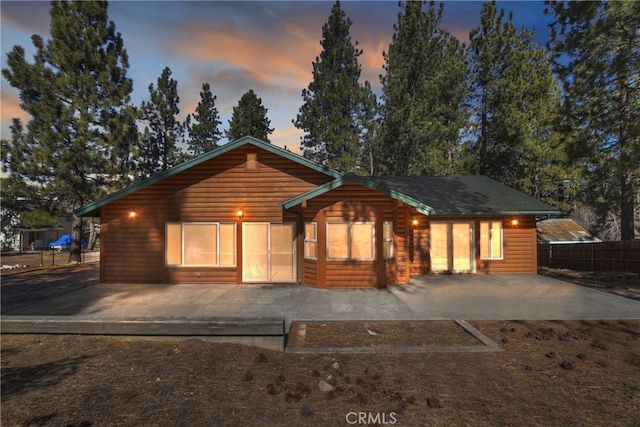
[242,223,295,282]
[430,221,474,273]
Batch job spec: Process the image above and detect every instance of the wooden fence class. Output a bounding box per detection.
[537,240,640,272]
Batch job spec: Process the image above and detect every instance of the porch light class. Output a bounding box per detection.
[412,218,418,226]
[129,210,137,219]
[511,218,519,226]
[237,210,244,220]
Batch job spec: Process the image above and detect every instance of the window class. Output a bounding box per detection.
[327,222,375,261]
[304,222,317,259]
[480,221,503,260]
[383,221,393,259]
[166,222,236,267]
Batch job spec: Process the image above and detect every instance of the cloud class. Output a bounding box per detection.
[271,124,304,151]
[169,18,321,93]
[0,2,51,36]
[0,91,30,140]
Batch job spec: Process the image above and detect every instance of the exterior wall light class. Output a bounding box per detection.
[237,210,244,220]
[511,218,519,226]
[412,218,419,226]
[129,211,137,219]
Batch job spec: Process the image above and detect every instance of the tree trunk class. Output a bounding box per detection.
[621,169,635,241]
[88,218,97,250]
[69,214,83,263]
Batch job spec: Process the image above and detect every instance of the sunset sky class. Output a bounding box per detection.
[1,1,553,152]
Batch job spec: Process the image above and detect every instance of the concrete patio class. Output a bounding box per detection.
[3,274,638,330]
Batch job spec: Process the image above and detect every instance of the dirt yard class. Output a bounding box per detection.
[1,266,639,426]
[2,319,639,426]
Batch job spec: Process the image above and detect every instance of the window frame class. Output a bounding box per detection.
[479,220,503,260]
[304,222,318,260]
[326,221,376,261]
[166,222,237,267]
[383,221,394,260]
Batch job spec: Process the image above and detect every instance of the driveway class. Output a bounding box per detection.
[392,274,639,320]
[2,271,638,332]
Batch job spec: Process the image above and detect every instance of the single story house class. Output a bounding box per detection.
[76,136,560,288]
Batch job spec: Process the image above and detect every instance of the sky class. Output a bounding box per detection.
[0,1,555,153]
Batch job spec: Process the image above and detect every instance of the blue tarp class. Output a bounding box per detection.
[48,234,87,248]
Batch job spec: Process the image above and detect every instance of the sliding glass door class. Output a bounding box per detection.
[242,223,295,282]
[430,221,474,273]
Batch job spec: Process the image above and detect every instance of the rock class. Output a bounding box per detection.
[300,403,314,418]
[253,353,268,363]
[331,362,340,370]
[318,381,334,393]
[427,396,445,409]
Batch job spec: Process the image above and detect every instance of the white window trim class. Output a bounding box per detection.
[326,221,376,261]
[166,222,237,267]
[480,220,504,260]
[304,222,318,260]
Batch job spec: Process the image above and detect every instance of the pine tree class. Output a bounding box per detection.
[138,67,183,177]
[226,89,274,143]
[378,1,468,176]
[546,0,640,240]
[187,82,222,156]
[294,0,377,173]
[466,1,573,206]
[2,0,134,262]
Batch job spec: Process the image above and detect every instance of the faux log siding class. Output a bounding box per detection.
[408,216,538,275]
[390,205,409,284]
[410,225,431,275]
[325,261,378,288]
[478,217,537,274]
[100,146,334,284]
[301,183,404,288]
[303,259,318,287]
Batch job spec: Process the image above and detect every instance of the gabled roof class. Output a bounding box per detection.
[75,136,342,217]
[282,174,435,216]
[283,175,561,217]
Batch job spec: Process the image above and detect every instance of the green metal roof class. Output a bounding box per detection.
[75,136,342,217]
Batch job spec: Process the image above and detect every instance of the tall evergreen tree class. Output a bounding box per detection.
[294,0,377,173]
[2,0,134,262]
[186,82,222,156]
[226,89,274,143]
[378,1,468,176]
[138,67,183,177]
[466,1,573,207]
[546,0,640,240]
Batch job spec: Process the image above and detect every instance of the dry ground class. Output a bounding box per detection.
[1,266,639,426]
[2,319,639,427]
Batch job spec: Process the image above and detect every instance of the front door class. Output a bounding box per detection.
[242,223,296,282]
[430,221,474,273]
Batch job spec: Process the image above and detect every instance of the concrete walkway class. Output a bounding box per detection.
[3,274,638,332]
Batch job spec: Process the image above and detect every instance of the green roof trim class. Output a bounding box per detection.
[75,136,342,217]
[282,173,436,216]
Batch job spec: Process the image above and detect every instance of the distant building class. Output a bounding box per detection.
[537,218,601,244]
